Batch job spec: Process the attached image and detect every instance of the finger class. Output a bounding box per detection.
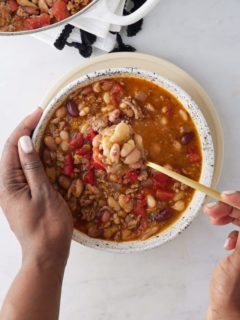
[221,191,240,219]
[224,230,239,250]
[203,201,231,219]
[18,136,51,194]
[210,216,234,226]
[1,108,43,171]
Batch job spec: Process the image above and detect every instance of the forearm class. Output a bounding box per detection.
[0,257,65,320]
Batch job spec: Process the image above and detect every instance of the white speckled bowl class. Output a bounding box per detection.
[32,68,214,253]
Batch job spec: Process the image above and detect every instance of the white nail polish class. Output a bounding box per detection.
[224,238,231,249]
[206,201,218,208]
[222,190,236,196]
[19,136,33,154]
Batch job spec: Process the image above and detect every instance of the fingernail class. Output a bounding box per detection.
[224,238,231,249]
[19,136,33,154]
[206,201,218,208]
[222,190,236,196]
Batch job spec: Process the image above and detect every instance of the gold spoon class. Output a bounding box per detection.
[146,161,240,210]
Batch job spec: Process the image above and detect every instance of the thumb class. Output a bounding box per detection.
[18,135,51,195]
[221,191,240,219]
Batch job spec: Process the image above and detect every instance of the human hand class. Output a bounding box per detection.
[204,192,240,320]
[0,108,73,272]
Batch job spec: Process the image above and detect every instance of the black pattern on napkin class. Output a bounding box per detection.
[53,0,147,57]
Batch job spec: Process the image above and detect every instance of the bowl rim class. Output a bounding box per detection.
[32,67,215,253]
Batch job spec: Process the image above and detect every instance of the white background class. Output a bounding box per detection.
[0,0,239,319]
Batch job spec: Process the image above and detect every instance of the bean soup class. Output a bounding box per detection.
[40,77,202,242]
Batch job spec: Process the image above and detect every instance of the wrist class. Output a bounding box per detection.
[208,306,240,320]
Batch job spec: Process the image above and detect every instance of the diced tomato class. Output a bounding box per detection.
[187,145,201,163]
[152,172,172,188]
[70,133,84,150]
[62,155,74,177]
[110,83,125,106]
[155,190,174,201]
[76,145,92,159]
[83,170,94,185]
[91,161,105,170]
[24,14,51,30]
[125,170,138,183]
[134,197,147,217]
[85,129,97,144]
[52,0,70,22]
[8,0,18,12]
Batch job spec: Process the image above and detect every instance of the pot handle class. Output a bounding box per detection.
[98,0,160,26]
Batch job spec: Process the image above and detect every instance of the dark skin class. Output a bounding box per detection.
[204,194,240,320]
[0,108,73,320]
[0,108,239,319]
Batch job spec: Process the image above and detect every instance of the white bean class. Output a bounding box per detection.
[110,122,131,143]
[124,148,141,165]
[120,139,135,157]
[110,143,120,164]
[103,92,111,104]
[134,134,144,151]
[179,109,188,121]
[172,200,185,211]
[92,82,101,93]
[146,194,156,208]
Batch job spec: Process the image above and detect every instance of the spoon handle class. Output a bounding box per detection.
[146,161,240,210]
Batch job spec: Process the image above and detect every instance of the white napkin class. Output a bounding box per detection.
[33,0,126,52]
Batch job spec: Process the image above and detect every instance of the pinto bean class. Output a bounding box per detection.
[124,148,141,165]
[56,106,66,118]
[120,139,135,157]
[134,90,148,102]
[60,130,69,141]
[101,80,114,91]
[60,141,69,152]
[58,175,71,190]
[44,136,57,151]
[109,109,120,123]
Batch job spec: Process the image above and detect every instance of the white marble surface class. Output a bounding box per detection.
[0,0,239,319]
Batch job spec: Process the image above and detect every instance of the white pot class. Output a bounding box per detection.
[1,0,160,36]
[33,67,215,253]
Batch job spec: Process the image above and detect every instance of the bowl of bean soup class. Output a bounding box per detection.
[33,68,214,252]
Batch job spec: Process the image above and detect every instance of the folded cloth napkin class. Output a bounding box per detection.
[33,0,125,53]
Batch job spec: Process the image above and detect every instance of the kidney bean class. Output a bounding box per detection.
[66,100,79,117]
[181,131,195,145]
[155,208,172,223]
